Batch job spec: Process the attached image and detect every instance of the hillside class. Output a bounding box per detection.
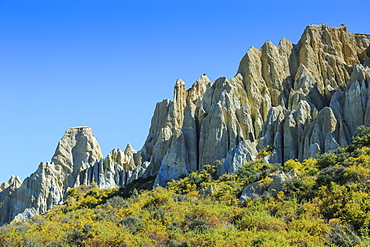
[0,24,370,226]
[1,126,370,246]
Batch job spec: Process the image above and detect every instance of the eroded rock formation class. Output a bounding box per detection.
[1,24,370,225]
[0,127,140,224]
[148,25,370,185]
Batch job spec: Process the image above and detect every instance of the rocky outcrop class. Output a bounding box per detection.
[216,140,258,176]
[146,24,370,186]
[1,24,370,225]
[0,127,100,224]
[240,171,297,201]
[0,127,141,225]
[0,176,22,224]
[0,176,21,193]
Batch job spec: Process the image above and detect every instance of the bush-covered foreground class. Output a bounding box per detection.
[2,128,370,246]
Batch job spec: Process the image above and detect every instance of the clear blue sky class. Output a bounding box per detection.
[1,0,369,182]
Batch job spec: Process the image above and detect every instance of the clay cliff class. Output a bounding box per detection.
[143,24,370,184]
[1,24,370,225]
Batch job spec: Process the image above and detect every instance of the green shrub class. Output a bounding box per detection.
[168,240,189,247]
[117,176,156,198]
[328,222,364,246]
[67,188,80,197]
[64,229,84,247]
[316,166,347,186]
[119,215,144,233]
[316,153,337,169]
[45,240,64,247]
[105,196,128,208]
[353,125,370,148]
[236,159,279,186]
[188,219,211,233]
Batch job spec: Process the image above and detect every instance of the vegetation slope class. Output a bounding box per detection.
[2,126,370,247]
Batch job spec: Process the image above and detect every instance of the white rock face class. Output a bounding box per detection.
[0,175,21,193]
[0,127,141,225]
[0,127,102,224]
[144,25,370,186]
[240,171,297,201]
[216,140,258,176]
[51,127,103,186]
